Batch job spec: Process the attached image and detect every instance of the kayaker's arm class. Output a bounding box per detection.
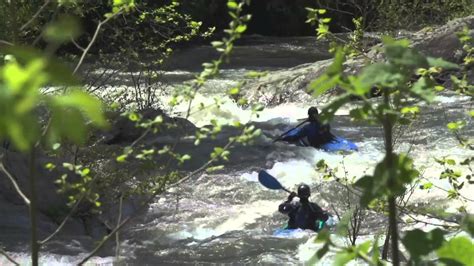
[280,126,306,142]
[278,192,297,214]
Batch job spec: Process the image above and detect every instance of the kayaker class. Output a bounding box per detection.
[277,107,335,149]
[278,184,329,232]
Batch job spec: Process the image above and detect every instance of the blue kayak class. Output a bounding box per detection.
[273,217,338,238]
[282,133,358,152]
[280,123,358,152]
[273,228,314,238]
[320,136,358,152]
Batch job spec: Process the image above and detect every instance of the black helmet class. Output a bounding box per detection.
[308,107,319,121]
[297,184,311,199]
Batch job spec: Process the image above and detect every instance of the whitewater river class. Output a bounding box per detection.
[2,36,473,265]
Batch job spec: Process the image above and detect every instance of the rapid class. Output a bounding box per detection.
[2,35,473,265]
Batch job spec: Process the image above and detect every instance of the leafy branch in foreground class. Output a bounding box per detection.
[306,34,474,264]
[75,0,257,263]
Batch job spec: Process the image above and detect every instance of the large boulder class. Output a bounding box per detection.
[412,15,474,63]
[239,16,474,107]
[102,108,197,145]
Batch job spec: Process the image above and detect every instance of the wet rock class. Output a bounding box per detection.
[0,148,110,250]
[0,149,66,214]
[412,16,474,63]
[102,108,197,145]
[240,16,473,107]
[240,60,332,107]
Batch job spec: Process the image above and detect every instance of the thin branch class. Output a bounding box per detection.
[20,0,51,31]
[78,125,244,265]
[0,161,31,206]
[168,138,236,188]
[39,178,94,244]
[73,10,123,74]
[399,209,459,228]
[0,247,19,266]
[420,176,474,202]
[78,213,132,265]
[115,194,124,260]
[318,4,356,16]
[70,37,85,51]
[0,39,14,46]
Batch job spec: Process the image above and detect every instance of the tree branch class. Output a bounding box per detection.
[78,125,243,265]
[39,178,94,245]
[0,247,19,266]
[115,194,124,260]
[0,40,14,46]
[73,11,123,74]
[20,0,51,31]
[70,37,85,51]
[0,160,31,206]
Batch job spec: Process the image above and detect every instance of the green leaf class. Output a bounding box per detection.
[310,242,329,263]
[81,168,90,176]
[235,25,247,33]
[52,143,61,150]
[427,57,459,69]
[446,159,456,165]
[384,38,428,68]
[334,248,356,265]
[447,121,466,131]
[469,110,474,117]
[181,154,191,161]
[355,153,419,206]
[49,107,87,144]
[371,236,381,264]
[327,47,345,75]
[211,41,224,47]
[437,236,474,266]
[43,15,81,43]
[307,74,340,96]
[307,48,346,95]
[358,63,402,90]
[319,93,351,123]
[245,70,268,78]
[410,77,436,102]
[462,215,474,237]
[401,106,420,114]
[356,240,372,254]
[45,163,56,170]
[62,163,74,171]
[116,154,128,162]
[322,18,331,23]
[317,9,326,14]
[228,87,240,95]
[402,229,445,260]
[2,46,79,85]
[315,228,330,243]
[206,165,224,172]
[54,90,107,127]
[420,182,433,189]
[227,1,238,9]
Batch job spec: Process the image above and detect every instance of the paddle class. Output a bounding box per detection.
[258,170,292,194]
[272,119,308,143]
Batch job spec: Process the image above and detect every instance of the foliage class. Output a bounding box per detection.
[0,0,259,265]
[446,27,474,149]
[0,48,106,151]
[315,159,369,246]
[306,16,474,263]
[314,0,473,32]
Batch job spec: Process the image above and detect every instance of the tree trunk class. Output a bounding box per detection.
[28,149,39,266]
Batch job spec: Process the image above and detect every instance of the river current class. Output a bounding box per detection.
[2,35,473,265]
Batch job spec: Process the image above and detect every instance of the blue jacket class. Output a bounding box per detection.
[281,121,334,148]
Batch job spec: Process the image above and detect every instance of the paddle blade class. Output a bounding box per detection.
[258,170,284,190]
